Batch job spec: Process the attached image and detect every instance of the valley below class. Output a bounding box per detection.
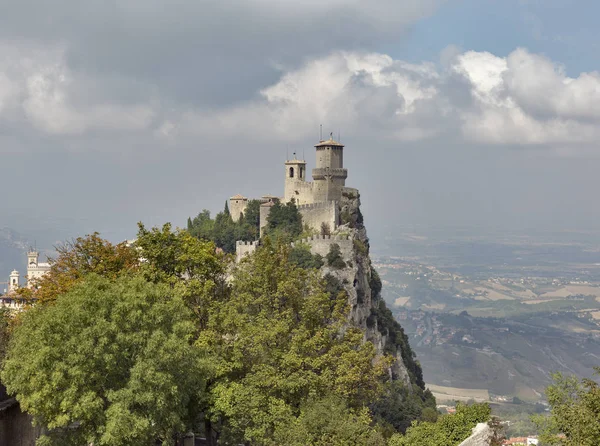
[373,228,600,404]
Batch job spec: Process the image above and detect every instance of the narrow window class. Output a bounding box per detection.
[289,167,294,178]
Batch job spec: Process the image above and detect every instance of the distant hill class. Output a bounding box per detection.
[0,228,32,290]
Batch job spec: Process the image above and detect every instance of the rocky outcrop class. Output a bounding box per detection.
[301,188,424,389]
[458,423,495,446]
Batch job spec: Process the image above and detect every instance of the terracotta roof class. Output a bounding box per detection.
[230,194,247,200]
[315,137,344,147]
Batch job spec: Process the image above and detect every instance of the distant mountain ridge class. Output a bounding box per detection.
[0,228,31,289]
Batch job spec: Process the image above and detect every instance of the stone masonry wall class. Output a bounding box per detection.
[291,235,353,259]
[297,201,338,233]
[236,240,259,263]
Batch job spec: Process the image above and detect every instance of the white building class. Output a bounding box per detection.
[26,251,51,285]
[1,251,51,309]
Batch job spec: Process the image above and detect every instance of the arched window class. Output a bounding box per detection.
[289,167,294,178]
[299,167,304,179]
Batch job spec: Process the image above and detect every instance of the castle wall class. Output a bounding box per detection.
[259,204,272,237]
[284,180,314,205]
[298,201,338,233]
[236,240,260,263]
[291,234,353,259]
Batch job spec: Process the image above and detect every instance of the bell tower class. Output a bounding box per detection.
[284,156,310,205]
[8,270,19,293]
[27,251,39,268]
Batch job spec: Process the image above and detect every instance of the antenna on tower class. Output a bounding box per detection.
[338,130,340,142]
[320,124,323,142]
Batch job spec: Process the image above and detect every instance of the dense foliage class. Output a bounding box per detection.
[388,402,492,446]
[187,199,305,252]
[187,201,261,253]
[288,243,324,269]
[14,233,139,305]
[198,239,390,444]
[371,381,437,435]
[273,395,386,446]
[2,275,207,446]
[263,200,303,242]
[1,221,437,445]
[0,307,9,363]
[534,368,600,445]
[326,243,346,269]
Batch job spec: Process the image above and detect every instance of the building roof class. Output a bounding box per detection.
[285,159,306,164]
[261,201,276,207]
[230,194,247,200]
[315,137,344,148]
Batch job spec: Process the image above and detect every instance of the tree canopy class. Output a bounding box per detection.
[187,201,261,253]
[197,240,390,444]
[1,223,435,445]
[534,369,600,445]
[388,402,492,446]
[1,275,208,446]
[15,233,139,305]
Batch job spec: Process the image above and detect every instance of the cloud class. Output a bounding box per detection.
[172,48,600,152]
[0,42,157,137]
[0,0,444,108]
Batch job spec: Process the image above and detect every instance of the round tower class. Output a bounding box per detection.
[312,135,348,202]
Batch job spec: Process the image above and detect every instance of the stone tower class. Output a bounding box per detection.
[27,251,38,268]
[284,158,312,205]
[8,270,19,293]
[230,194,248,222]
[312,135,347,202]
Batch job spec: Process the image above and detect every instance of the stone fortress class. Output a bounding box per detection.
[233,133,359,261]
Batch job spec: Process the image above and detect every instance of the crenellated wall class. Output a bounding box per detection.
[291,234,352,258]
[297,200,338,233]
[236,240,260,263]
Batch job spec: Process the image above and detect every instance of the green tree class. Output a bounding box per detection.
[0,307,9,364]
[265,200,303,241]
[188,209,215,241]
[371,381,437,435]
[289,244,324,269]
[1,275,209,446]
[243,199,261,235]
[534,369,600,445]
[389,403,491,446]
[326,243,346,269]
[197,240,390,444]
[273,395,386,446]
[135,222,227,328]
[14,232,139,305]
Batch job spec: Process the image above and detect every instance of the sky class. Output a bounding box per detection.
[2,0,600,248]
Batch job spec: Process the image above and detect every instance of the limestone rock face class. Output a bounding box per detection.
[303,188,416,387]
[458,423,495,446]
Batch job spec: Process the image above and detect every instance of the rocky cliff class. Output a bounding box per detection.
[301,188,426,391]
